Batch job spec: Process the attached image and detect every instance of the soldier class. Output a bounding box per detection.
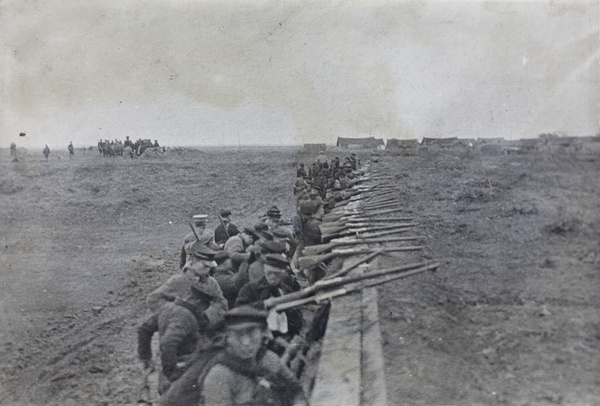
[298,200,323,247]
[200,306,308,406]
[247,240,288,283]
[264,206,295,241]
[235,254,303,339]
[316,150,328,167]
[296,163,308,178]
[146,246,227,315]
[68,142,74,158]
[349,153,358,170]
[180,214,220,269]
[154,139,160,148]
[139,253,228,394]
[43,145,50,161]
[214,209,240,246]
[158,307,308,406]
[214,227,262,307]
[124,136,135,149]
[221,227,260,273]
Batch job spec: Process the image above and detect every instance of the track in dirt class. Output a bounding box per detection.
[1,146,599,405]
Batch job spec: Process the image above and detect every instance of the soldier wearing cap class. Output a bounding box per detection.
[316,150,328,167]
[298,200,323,247]
[139,254,228,394]
[221,226,261,272]
[264,206,295,241]
[214,209,240,246]
[247,240,289,283]
[214,227,262,307]
[200,306,308,406]
[235,254,303,338]
[147,246,228,315]
[180,214,220,269]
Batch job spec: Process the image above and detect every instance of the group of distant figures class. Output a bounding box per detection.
[18,137,164,161]
[98,137,162,157]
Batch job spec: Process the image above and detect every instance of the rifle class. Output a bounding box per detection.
[265,249,383,308]
[217,214,230,240]
[319,221,415,234]
[323,206,411,222]
[188,220,200,241]
[321,224,417,241]
[302,234,425,256]
[296,246,423,270]
[344,216,413,223]
[268,262,440,312]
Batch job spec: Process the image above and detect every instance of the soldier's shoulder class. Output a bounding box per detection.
[202,362,237,385]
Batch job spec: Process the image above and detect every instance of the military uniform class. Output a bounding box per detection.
[158,307,307,406]
[138,300,204,393]
[235,277,302,337]
[201,348,306,406]
[179,224,220,269]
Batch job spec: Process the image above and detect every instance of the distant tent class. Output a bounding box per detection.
[336,137,385,149]
[386,138,419,149]
[421,137,458,147]
[304,143,326,152]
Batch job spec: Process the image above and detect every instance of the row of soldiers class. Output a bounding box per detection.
[296,151,360,199]
[137,152,363,405]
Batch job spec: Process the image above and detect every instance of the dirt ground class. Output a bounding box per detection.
[376,148,600,405]
[0,145,598,405]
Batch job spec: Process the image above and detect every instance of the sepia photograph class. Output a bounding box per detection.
[1,0,599,405]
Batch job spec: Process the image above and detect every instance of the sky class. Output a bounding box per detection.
[1,0,598,148]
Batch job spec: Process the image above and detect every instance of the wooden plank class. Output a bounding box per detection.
[311,262,369,406]
[361,281,388,406]
[310,291,362,406]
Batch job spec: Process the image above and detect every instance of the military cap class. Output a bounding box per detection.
[252,223,272,240]
[260,240,287,254]
[220,209,232,217]
[225,306,268,328]
[266,206,282,218]
[263,253,290,269]
[271,228,291,240]
[190,243,218,260]
[243,226,261,241]
[192,214,209,222]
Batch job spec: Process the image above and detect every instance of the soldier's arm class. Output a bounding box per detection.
[137,313,159,364]
[146,275,183,312]
[159,310,198,381]
[203,278,229,326]
[226,238,252,264]
[265,351,309,406]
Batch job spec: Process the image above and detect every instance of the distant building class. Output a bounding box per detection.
[336,137,385,149]
[386,138,419,155]
[304,143,327,152]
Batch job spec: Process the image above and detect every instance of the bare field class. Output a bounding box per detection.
[1,146,599,405]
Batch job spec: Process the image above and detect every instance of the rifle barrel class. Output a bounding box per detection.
[274,262,440,312]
